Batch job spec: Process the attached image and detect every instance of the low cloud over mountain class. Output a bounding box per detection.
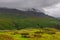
[0,0,60,17]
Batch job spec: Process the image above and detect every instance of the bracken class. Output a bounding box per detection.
[0,34,16,40]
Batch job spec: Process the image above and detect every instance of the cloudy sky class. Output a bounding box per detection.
[0,0,60,17]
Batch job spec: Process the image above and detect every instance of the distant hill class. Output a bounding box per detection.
[0,8,53,18]
[0,8,59,30]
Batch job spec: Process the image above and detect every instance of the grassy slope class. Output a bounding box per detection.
[0,13,59,30]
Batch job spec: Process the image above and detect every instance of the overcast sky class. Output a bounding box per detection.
[0,0,60,17]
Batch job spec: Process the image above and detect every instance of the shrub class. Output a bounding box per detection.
[34,31,44,34]
[13,32,20,35]
[44,28,56,34]
[33,31,42,38]
[33,34,42,38]
[21,33,30,38]
[53,24,60,30]
[0,34,15,40]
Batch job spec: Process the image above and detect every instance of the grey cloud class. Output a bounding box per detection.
[43,3,60,17]
[0,0,60,17]
[0,0,60,9]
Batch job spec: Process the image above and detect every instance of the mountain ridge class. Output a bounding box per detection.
[0,8,59,30]
[0,8,54,18]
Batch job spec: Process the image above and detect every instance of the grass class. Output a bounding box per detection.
[0,28,60,40]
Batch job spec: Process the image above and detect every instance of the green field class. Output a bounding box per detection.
[0,28,60,40]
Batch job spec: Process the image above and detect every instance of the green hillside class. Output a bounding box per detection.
[0,8,60,40]
[0,8,59,30]
[0,13,59,30]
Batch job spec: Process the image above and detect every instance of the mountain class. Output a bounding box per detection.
[0,8,53,17]
[0,8,59,30]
